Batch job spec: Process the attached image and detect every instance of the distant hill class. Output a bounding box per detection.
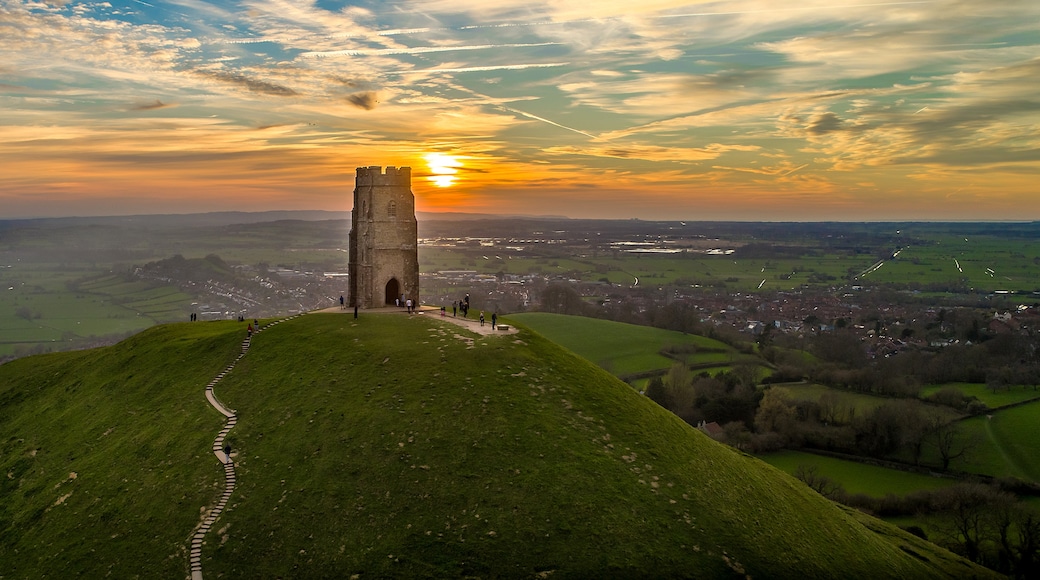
[0,210,570,229]
[0,313,994,578]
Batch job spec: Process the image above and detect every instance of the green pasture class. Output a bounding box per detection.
[419,247,875,292]
[508,312,739,376]
[921,382,1040,409]
[781,383,890,415]
[857,234,1040,293]
[948,403,1040,482]
[421,228,1040,295]
[0,269,189,357]
[759,450,957,497]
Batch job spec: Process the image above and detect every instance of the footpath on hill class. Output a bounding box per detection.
[316,305,518,336]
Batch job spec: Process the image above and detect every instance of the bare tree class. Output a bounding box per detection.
[930,483,1009,563]
[794,464,845,499]
[926,417,977,470]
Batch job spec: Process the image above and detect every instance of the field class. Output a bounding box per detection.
[508,312,749,376]
[920,382,1040,409]
[0,270,171,357]
[420,247,873,292]
[860,234,1040,293]
[937,402,1040,482]
[781,382,890,415]
[759,450,956,497]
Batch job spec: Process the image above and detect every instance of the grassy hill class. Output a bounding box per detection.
[0,313,994,578]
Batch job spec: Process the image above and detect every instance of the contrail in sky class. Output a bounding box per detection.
[783,164,808,176]
[500,106,597,139]
[455,86,596,139]
[302,42,559,58]
[404,63,570,74]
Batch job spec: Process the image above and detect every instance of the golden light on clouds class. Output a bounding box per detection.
[1,1,1038,219]
[424,153,462,188]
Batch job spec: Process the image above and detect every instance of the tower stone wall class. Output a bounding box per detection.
[348,166,419,308]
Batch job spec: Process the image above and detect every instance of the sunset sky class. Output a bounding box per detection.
[2,0,1038,220]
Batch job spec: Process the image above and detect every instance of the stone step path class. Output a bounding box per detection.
[189,314,304,580]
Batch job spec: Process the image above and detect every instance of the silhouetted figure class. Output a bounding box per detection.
[354,305,358,319]
[224,444,232,463]
[492,312,497,330]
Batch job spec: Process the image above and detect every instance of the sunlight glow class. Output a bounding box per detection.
[425,153,462,188]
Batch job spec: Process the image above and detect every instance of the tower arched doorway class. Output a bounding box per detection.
[384,278,400,306]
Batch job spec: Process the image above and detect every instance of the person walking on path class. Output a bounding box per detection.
[491,312,497,330]
[224,444,232,463]
[247,323,253,337]
[354,305,358,319]
[479,311,485,326]
[406,298,413,313]
[340,295,345,309]
[452,301,457,317]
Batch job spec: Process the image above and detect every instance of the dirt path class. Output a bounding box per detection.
[189,307,511,577]
[983,415,1029,480]
[190,314,302,580]
[315,305,518,336]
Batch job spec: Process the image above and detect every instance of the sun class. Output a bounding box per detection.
[424,153,462,187]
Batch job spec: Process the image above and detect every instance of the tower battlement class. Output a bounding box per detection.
[356,166,411,186]
[348,164,419,309]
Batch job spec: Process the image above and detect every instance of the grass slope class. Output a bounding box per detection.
[0,321,245,577]
[1,313,994,578]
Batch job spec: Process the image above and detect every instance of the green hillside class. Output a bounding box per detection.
[0,313,994,578]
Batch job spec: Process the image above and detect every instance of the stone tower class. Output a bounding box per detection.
[348,166,419,309]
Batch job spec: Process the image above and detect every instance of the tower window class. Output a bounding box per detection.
[387,201,397,218]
